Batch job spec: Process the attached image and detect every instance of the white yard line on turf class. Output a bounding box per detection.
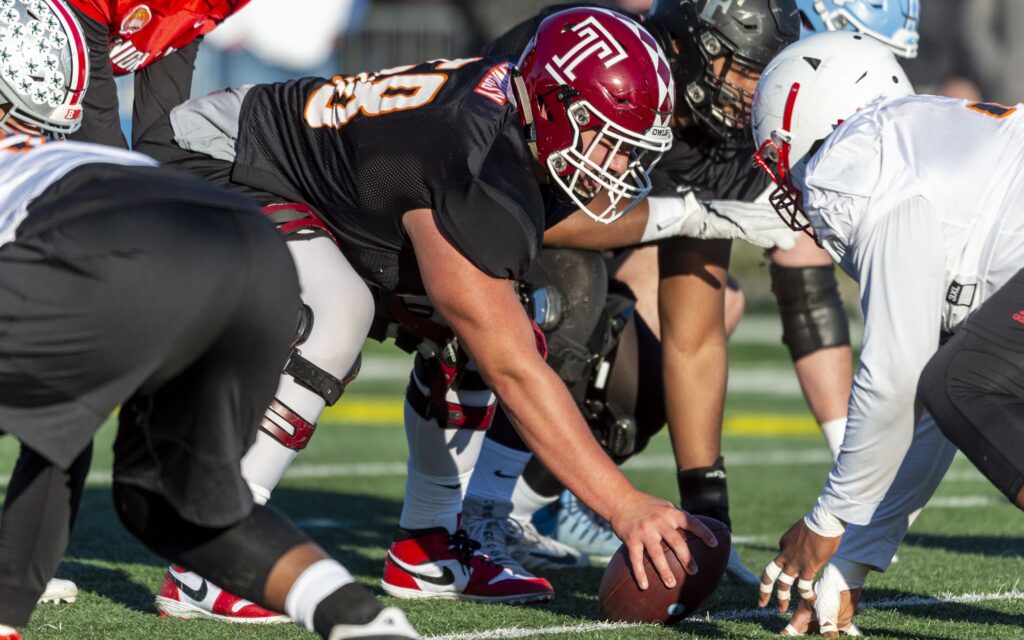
[425,589,1024,639]
[0,451,989,488]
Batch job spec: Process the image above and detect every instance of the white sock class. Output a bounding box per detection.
[465,438,532,508]
[820,416,847,461]
[241,376,326,505]
[399,371,493,532]
[284,560,354,633]
[510,475,558,523]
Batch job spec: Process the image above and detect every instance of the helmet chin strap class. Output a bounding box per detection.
[510,68,548,185]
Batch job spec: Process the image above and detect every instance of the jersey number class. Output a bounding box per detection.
[965,101,1017,119]
[304,58,479,129]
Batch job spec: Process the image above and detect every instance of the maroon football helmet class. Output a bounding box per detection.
[516,7,675,223]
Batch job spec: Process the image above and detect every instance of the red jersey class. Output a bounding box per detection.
[67,0,250,75]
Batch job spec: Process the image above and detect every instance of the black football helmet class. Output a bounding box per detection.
[647,0,800,140]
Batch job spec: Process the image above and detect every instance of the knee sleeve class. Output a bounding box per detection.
[770,265,850,361]
[920,331,1024,502]
[260,235,372,452]
[113,482,308,604]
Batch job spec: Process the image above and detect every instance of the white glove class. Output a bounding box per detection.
[642,192,797,250]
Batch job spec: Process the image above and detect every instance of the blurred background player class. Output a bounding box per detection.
[456,0,800,586]
[0,2,417,639]
[133,6,722,619]
[66,0,254,148]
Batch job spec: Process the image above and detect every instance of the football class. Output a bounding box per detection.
[598,515,732,624]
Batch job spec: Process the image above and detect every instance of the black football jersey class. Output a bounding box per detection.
[484,3,770,203]
[229,58,544,293]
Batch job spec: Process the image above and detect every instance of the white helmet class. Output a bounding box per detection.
[750,31,912,233]
[0,0,89,135]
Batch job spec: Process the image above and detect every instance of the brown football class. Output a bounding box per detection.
[598,515,731,623]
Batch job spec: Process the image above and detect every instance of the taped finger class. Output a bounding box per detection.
[763,560,784,583]
[778,572,796,587]
[798,578,815,600]
[759,582,774,594]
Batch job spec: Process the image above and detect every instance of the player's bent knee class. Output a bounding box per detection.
[770,265,850,361]
[112,482,308,601]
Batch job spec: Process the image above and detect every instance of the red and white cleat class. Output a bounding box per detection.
[155,565,290,624]
[381,528,554,604]
[0,624,19,640]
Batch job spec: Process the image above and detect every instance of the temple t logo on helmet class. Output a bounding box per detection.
[750,31,913,236]
[515,7,675,224]
[796,0,919,58]
[0,0,89,135]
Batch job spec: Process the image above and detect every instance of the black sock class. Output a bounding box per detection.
[677,457,732,530]
[312,582,383,637]
[522,456,564,499]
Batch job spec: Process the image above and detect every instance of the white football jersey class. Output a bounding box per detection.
[800,94,1024,525]
[0,137,157,247]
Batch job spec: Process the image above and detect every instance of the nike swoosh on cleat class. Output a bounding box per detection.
[527,550,583,566]
[387,552,457,587]
[168,572,208,602]
[493,470,518,479]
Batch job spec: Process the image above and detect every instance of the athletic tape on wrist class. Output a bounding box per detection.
[641,195,696,243]
[804,498,846,538]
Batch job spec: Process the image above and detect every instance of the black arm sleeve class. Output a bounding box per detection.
[67,9,127,148]
[131,38,201,148]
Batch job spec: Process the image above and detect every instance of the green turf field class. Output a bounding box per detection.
[1,318,1022,639]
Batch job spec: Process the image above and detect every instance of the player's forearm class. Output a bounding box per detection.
[544,201,649,249]
[817,380,919,526]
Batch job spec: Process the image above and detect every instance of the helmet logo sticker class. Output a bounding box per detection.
[702,0,745,21]
[544,15,627,83]
[119,5,152,37]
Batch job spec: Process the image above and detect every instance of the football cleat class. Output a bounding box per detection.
[155,565,290,624]
[724,547,761,585]
[551,491,620,563]
[0,624,19,640]
[381,527,554,604]
[508,518,590,572]
[464,498,588,573]
[38,577,78,604]
[327,606,419,640]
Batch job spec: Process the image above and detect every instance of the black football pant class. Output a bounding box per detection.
[0,166,301,626]
[920,268,1024,505]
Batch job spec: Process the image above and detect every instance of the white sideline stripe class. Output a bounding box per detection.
[1,451,993,489]
[424,589,1024,639]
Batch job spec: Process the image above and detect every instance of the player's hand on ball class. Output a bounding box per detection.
[610,492,718,591]
[758,518,841,613]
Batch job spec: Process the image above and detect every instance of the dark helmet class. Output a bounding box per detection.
[647,0,801,140]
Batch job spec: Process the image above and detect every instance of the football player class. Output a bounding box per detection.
[784,0,920,461]
[66,0,253,148]
[133,6,734,618]
[457,0,800,584]
[0,3,416,639]
[751,31,1024,635]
